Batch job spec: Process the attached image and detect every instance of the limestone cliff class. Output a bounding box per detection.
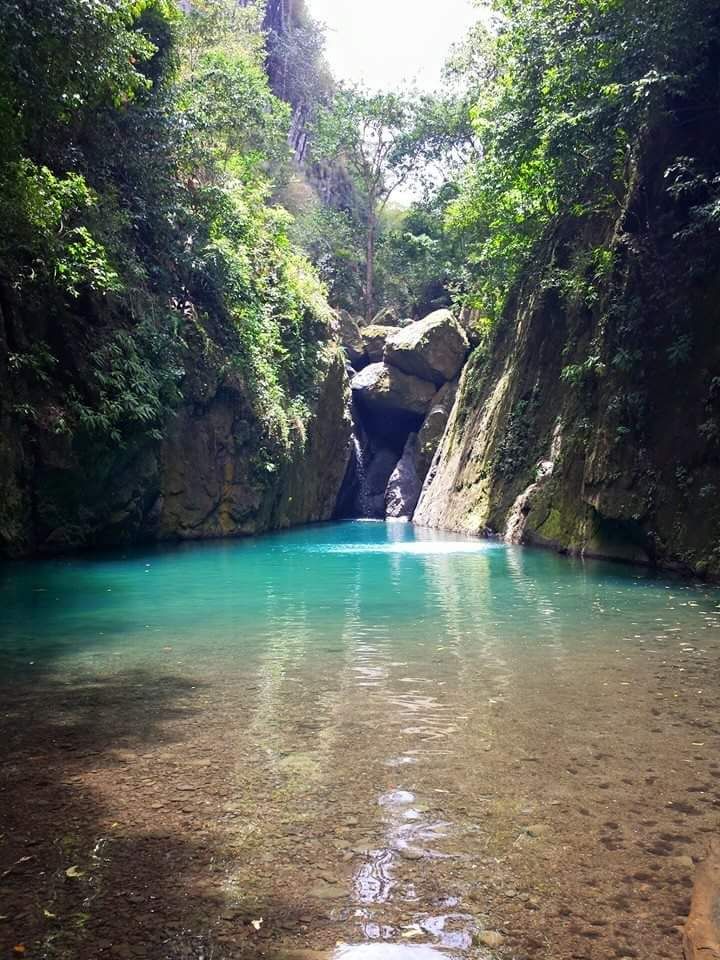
[416,109,720,578]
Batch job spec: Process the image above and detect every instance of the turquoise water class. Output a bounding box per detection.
[2,521,719,960]
[2,519,718,678]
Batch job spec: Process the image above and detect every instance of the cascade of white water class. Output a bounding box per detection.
[352,432,372,517]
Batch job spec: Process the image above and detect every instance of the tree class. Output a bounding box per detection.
[446,0,720,320]
[313,87,426,322]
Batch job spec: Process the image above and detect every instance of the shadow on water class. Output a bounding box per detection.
[0,666,308,959]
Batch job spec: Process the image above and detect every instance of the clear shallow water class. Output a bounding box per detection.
[1,521,719,960]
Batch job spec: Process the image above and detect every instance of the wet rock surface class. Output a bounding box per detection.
[365,449,401,519]
[385,435,422,520]
[416,382,458,485]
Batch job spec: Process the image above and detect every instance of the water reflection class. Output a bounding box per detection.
[3,522,720,958]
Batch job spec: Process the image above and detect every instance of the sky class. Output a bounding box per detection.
[306,0,480,91]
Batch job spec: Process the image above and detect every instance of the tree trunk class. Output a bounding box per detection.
[365,209,376,324]
[684,839,720,959]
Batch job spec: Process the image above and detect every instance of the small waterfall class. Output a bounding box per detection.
[335,397,375,519]
[353,432,372,517]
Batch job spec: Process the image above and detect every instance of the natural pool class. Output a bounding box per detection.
[1,521,719,959]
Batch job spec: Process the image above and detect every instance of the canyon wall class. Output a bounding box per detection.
[416,107,720,578]
[0,295,350,556]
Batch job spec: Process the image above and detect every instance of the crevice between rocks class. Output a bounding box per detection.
[334,308,468,521]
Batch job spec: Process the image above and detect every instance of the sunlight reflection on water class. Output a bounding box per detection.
[314,541,499,556]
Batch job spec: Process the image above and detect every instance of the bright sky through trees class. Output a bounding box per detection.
[307,0,480,91]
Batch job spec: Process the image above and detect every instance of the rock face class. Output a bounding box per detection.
[159,346,352,539]
[335,309,366,369]
[385,434,422,519]
[345,311,469,520]
[365,448,401,518]
[384,309,469,386]
[416,381,458,483]
[0,342,352,555]
[274,351,353,528]
[350,362,437,418]
[361,324,398,363]
[416,110,720,577]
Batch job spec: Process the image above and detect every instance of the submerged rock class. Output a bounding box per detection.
[385,434,422,519]
[351,363,436,418]
[384,309,469,386]
[397,845,424,861]
[476,931,505,948]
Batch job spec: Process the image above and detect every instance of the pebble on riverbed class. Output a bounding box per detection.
[476,930,505,948]
[398,846,424,861]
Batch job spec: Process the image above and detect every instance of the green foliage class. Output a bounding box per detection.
[448,0,720,320]
[561,355,606,386]
[0,0,336,470]
[546,246,616,311]
[374,183,468,317]
[312,85,441,319]
[178,3,292,183]
[264,0,333,113]
[0,161,121,296]
[68,323,185,445]
[288,199,366,312]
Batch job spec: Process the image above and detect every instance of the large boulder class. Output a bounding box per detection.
[365,447,399,518]
[384,309,470,386]
[416,381,458,482]
[385,433,422,519]
[350,362,436,418]
[361,324,397,363]
[335,309,367,368]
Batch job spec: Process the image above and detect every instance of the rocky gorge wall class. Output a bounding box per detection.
[0,298,351,558]
[415,109,720,578]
